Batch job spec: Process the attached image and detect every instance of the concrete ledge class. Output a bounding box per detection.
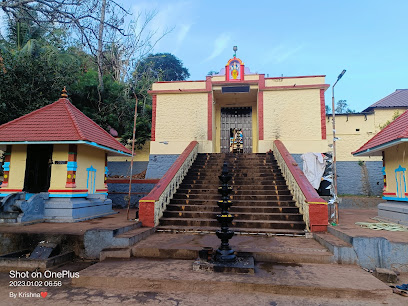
[378,202,408,225]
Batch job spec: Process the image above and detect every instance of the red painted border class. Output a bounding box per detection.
[274,140,327,232]
[206,76,212,141]
[258,75,265,140]
[263,84,330,91]
[96,189,108,192]
[151,95,157,141]
[106,179,160,184]
[320,89,327,140]
[0,189,22,192]
[141,141,198,202]
[383,192,396,196]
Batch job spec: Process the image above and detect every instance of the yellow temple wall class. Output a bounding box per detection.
[108,142,150,162]
[327,108,408,162]
[265,76,325,87]
[6,145,27,190]
[76,145,106,192]
[151,92,210,154]
[383,142,408,198]
[262,88,326,153]
[373,108,406,130]
[49,144,69,189]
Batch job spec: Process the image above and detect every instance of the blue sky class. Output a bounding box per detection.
[1,1,406,112]
[124,0,408,112]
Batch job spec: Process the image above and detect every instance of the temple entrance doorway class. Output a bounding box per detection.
[220,107,252,153]
[23,144,53,193]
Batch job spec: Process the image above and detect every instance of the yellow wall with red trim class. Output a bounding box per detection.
[260,88,328,153]
[327,108,407,162]
[150,92,211,154]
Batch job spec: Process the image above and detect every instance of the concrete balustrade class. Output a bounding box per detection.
[273,140,328,232]
[139,141,199,227]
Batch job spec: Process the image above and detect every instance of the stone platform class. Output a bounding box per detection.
[72,258,392,299]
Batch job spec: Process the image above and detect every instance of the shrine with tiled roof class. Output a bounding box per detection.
[0,88,131,223]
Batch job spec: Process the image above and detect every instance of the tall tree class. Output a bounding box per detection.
[335,100,355,114]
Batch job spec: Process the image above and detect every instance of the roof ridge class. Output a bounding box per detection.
[0,99,63,129]
[63,100,86,140]
[67,101,125,144]
[353,109,408,154]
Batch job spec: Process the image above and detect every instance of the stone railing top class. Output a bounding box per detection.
[274,140,327,205]
[141,141,198,201]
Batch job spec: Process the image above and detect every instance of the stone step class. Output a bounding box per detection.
[182,178,287,185]
[131,233,333,264]
[166,204,300,213]
[190,164,279,169]
[184,172,284,179]
[162,211,304,221]
[175,189,291,196]
[114,227,156,246]
[169,199,297,207]
[159,217,306,230]
[99,227,156,261]
[313,232,358,265]
[155,225,306,235]
[179,183,289,190]
[172,194,294,201]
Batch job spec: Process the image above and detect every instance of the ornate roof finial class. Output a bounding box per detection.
[61,86,68,98]
[233,46,238,57]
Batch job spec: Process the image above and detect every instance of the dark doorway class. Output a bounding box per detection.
[221,107,252,153]
[23,144,53,193]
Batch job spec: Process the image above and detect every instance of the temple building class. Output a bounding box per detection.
[145,55,330,179]
[0,89,131,223]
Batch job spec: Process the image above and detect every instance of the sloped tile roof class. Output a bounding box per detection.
[353,109,408,155]
[363,89,408,112]
[0,98,131,154]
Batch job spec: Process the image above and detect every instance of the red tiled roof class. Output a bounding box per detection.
[0,98,131,154]
[353,109,408,155]
[363,89,408,112]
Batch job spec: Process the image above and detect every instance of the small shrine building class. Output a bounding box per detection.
[0,90,131,222]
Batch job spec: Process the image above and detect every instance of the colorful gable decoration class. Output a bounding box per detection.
[225,57,245,81]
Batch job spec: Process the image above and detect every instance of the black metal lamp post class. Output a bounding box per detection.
[215,162,236,262]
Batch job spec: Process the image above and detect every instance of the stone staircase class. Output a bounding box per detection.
[157,153,306,235]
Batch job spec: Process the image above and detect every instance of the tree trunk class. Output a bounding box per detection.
[97,0,107,106]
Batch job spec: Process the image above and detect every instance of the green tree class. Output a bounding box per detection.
[379,110,401,130]
[335,100,355,114]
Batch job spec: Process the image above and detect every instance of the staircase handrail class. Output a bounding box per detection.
[273,140,328,232]
[139,141,199,227]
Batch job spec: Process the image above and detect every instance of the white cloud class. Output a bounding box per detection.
[263,44,305,64]
[205,33,232,61]
[130,1,194,52]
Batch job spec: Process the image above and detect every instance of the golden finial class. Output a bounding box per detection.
[61,86,68,98]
